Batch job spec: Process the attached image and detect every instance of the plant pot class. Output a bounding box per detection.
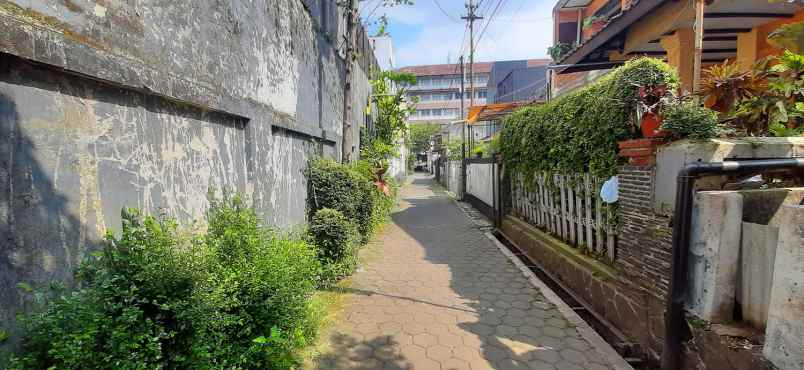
[584,21,606,37]
[640,112,668,138]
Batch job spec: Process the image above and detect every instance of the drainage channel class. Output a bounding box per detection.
[491,230,650,369]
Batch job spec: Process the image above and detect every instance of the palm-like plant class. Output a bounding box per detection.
[698,61,765,114]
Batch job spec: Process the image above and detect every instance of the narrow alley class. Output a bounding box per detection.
[314,175,632,370]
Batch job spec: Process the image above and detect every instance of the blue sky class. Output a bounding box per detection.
[361,0,556,68]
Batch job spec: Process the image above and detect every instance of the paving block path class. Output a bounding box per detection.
[314,175,629,370]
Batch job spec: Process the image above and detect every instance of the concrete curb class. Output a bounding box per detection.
[483,232,635,370]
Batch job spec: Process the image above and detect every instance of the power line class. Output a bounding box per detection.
[475,0,508,48]
[432,0,460,23]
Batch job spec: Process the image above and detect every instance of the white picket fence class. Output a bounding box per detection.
[511,173,618,262]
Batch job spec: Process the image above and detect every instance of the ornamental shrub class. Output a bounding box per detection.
[307,158,374,240]
[11,197,321,370]
[306,158,396,243]
[193,195,320,369]
[500,57,680,180]
[661,102,721,140]
[309,208,359,285]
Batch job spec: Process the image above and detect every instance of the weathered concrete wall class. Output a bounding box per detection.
[687,191,743,323]
[764,204,804,370]
[0,0,376,358]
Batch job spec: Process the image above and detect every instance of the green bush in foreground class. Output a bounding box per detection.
[309,208,359,285]
[11,196,320,370]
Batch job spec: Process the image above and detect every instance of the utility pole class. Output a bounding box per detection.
[462,0,482,109]
[460,55,467,199]
[342,0,358,163]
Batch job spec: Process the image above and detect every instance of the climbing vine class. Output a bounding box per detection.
[500,58,680,182]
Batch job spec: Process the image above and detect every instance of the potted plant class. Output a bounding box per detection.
[582,15,608,34]
[547,42,574,62]
[636,84,671,138]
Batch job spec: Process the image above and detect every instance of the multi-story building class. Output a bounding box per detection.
[398,62,492,125]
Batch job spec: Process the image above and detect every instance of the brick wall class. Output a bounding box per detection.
[616,165,673,299]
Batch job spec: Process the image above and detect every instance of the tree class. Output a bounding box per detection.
[407,123,440,155]
[361,70,417,162]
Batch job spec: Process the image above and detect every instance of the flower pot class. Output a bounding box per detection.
[640,112,668,138]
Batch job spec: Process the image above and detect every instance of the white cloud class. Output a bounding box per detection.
[378,0,556,67]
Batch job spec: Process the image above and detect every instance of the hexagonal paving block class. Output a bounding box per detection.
[470,323,496,336]
[542,326,567,338]
[559,348,588,365]
[426,344,453,361]
[378,321,403,335]
[441,357,471,370]
[496,324,519,337]
[482,345,512,363]
[554,360,585,370]
[412,332,438,347]
[403,322,428,335]
[437,332,463,348]
[527,359,558,370]
[530,348,562,364]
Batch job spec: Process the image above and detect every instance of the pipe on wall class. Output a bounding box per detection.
[661,158,804,370]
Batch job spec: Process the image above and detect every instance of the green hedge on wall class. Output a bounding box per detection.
[500,58,680,180]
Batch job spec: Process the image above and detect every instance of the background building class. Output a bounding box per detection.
[399,62,492,125]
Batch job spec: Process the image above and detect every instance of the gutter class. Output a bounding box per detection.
[661,158,804,370]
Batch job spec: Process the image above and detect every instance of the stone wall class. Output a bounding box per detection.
[0,0,376,358]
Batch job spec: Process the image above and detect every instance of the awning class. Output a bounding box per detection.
[466,101,541,124]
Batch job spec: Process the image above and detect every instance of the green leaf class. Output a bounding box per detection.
[775,101,789,123]
[17,282,33,293]
[252,336,267,344]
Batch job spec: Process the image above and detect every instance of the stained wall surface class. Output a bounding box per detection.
[0,0,377,356]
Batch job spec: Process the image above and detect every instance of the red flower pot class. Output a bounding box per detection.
[640,112,668,138]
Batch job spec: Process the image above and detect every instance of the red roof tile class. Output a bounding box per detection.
[398,62,491,76]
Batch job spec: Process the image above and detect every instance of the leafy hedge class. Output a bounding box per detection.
[500,58,681,180]
[11,197,321,369]
[306,158,395,243]
[308,208,359,286]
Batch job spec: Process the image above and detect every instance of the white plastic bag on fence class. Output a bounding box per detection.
[600,176,619,203]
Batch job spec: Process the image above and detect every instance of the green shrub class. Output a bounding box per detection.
[11,197,321,370]
[309,208,359,285]
[661,102,721,140]
[194,195,320,369]
[500,57,680,180]
[306,158,395,243]
[10,209,202,369]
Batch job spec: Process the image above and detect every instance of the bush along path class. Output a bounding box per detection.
[7,158,398,370]
[309,174,632,370]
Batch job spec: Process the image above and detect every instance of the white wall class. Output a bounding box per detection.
[467,162,494,207]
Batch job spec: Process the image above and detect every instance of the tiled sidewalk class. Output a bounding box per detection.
[313,175,630,370]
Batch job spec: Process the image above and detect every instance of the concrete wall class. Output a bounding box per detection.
[686,188,804,326]
[764,204,804,370]
[0,0,376,357]
[654,138,804,215]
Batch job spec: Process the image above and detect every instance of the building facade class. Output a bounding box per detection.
[399,62,492,125]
